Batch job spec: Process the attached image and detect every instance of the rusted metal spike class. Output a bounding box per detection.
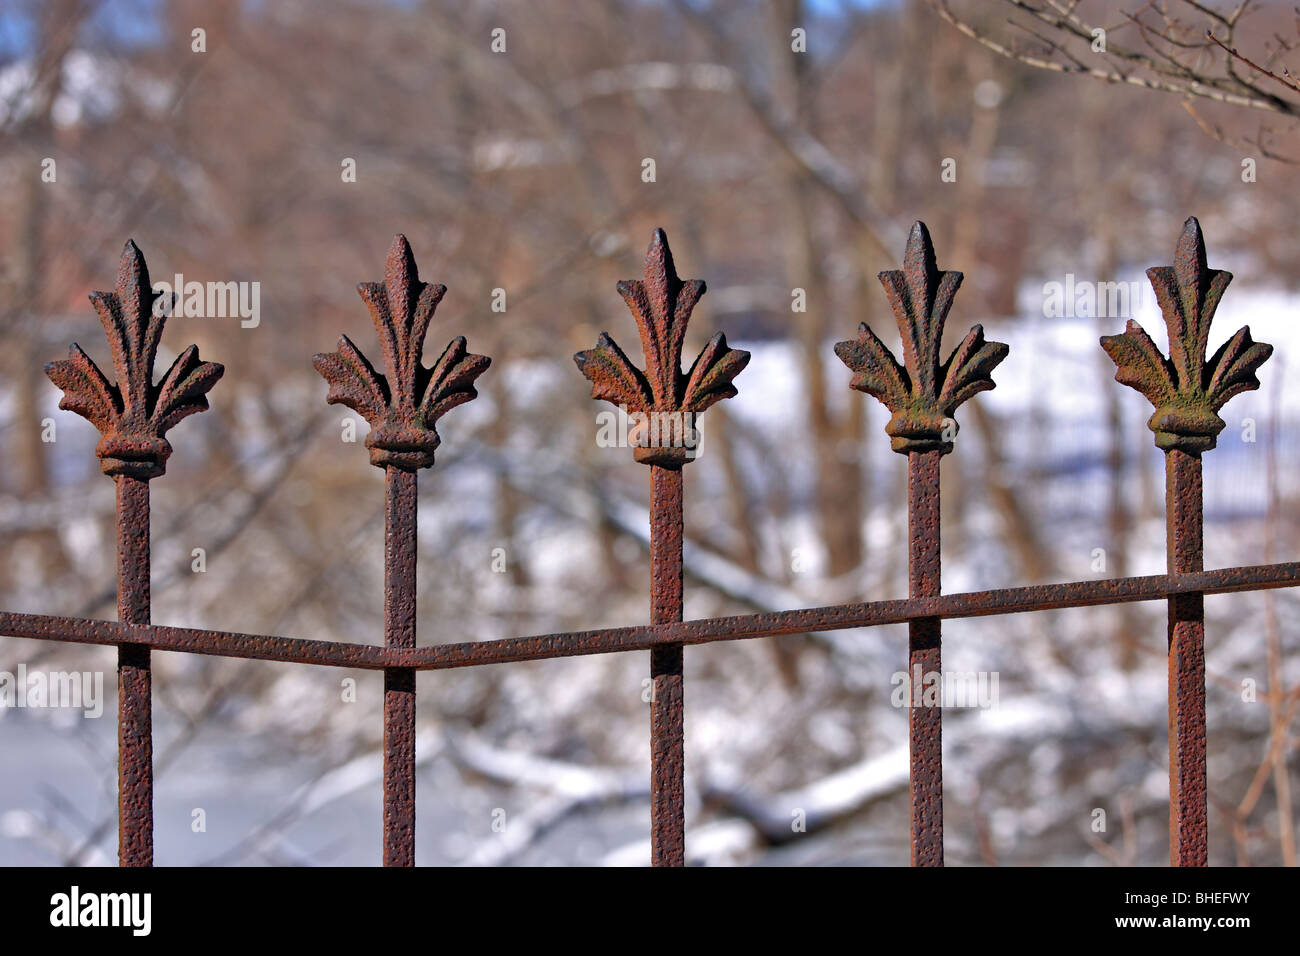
[314,235,490,868]
[835,221,1008,455]
[313,234,491,471]
[574,228,750,468]
[835,222,1006,867]
[575,229,748,867]
[45,239,224,868]
[1101,217,1272,453]
[1102,218,1271,867]
[45,240,225,479]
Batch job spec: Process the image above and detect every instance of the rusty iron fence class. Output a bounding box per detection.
[2,216,1294,867]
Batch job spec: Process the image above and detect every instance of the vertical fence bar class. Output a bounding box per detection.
[1166,448,1206,865]
[908,449,943,866]
[836,221,1007,867]
[575,228,749,867]
[115,475,153,866]
[650,464,685,866]
[314,234,490,867]
[1101,217,1272,867]
[44,240,224,868]
[384,466,418,866]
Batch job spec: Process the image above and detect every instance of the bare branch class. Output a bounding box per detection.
[1207,30,1300,94]
[931,0,1300,116]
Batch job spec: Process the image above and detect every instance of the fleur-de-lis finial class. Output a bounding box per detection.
[45,240,224,479]
[835,221,1008,454]
[1101,217,1272,453]
[574,228,750,467]
[312,235,490,470]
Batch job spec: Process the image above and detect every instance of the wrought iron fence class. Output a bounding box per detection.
[3,216,1293,867]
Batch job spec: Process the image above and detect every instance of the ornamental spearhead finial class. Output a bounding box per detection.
[1101,217,1272,454]
[835,221,1008,455]
[313,235,491,470]
[45,240,224,479]
[574,228,749,467]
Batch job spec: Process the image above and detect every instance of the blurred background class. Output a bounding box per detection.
[0,0,1298,866]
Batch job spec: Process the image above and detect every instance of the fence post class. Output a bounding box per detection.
[1102,217,1272,865]
[115,476,151,866]
[907,447,942,864]
[649,464,684,864]
[45,240,225,866]
[314,235,490,866]
[836,221,1008,866]
[576,228,749,866]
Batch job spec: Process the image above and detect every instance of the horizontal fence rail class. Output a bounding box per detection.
[3,563,1299,669]
[1,217,1285,867]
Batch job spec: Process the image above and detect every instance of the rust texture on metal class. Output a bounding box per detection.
[314,235,489,866]
[313,235,490,471]
[650,465,685,866]
[574,228,749,467]
[1167,449,1207,866]
[1102,217,1272,867]
[908,448,943,866]
[575,229,749,866]
[115,477,152,867]
[4,560,1298,670]
[383,467,418,867]
[44,240,224,868]
[1101,218,1272,455]
[834,222,1007,456]
[836,222,1007,866]
[44,240,225,480]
